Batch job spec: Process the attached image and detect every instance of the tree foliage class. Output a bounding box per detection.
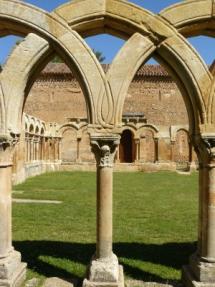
[51,49,106,63]
[92,49,106,63]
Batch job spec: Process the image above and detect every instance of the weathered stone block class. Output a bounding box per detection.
[83,265,124,287]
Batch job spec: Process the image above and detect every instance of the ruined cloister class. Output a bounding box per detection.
[1,0,215,287]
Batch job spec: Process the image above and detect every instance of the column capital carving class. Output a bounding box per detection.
[202,135,215,160]
[0,134,20,166]
[134,138,140,144]
[0,134,19,149]
[90,134,120,168]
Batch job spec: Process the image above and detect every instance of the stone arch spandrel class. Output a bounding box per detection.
[0,0,113,131]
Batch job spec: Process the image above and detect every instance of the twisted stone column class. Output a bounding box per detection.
[0,136,26,287]
[83,134,124,287]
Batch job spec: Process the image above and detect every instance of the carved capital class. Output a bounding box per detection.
[0,134,20,166]
[202,135,215,160]
[91,134,120,168]
[0,133,19,150]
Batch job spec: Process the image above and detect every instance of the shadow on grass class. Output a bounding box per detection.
[14,241,197,284]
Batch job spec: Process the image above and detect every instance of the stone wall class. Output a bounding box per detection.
[15,63,196,178]
[24,64,188,126]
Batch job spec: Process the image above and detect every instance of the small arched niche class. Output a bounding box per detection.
[119,129,135,163]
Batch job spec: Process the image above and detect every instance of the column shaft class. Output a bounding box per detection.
[206,164,215,260]
[97,166,113,259]
[0,165,13,258]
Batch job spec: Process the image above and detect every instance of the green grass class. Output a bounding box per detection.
[12,171,198,284]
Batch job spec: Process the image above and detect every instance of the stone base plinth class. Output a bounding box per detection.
[188,254,215,282]
[83,254,124,287]
[182,265,215,287]
[0,250,27,287]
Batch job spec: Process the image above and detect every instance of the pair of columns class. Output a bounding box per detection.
[2,133,215,287]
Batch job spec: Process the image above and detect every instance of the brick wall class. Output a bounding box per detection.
[24,64,188,127]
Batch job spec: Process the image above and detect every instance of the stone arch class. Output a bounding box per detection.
[119,129,135,163]
[160,0,215,38]
[29,124,34,134]
[173,128,190,164]
[41,127,45,136]
[35,126,39,135]
[138,126,157,163]
[0,0,113,136]
[54,0,211,133]
[160,0,215,126]
[137,124,159,135]
[60,126,78,163]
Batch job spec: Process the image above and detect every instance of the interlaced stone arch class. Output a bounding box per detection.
[0,0,114,135]
[0,1,215,287]
[160,0,215,127]
[54,0,212,134]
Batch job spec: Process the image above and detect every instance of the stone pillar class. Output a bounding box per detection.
[115,146,120,163]
[30,136,34,162]
[25,134,28,162]
[183,136,215,287]
[170,140,175,162]
[134,138,140,163]
[0,137,26,287]
[35,138,39,161]
[58,138,62,161]
[154,137,159,163]
[27,136,31,162]
[47,138,50,161]
[76,137,81,163]
[83,134,124,287]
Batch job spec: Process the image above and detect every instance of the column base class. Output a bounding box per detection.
[0,250,27,287]
[83,265,124,287]
[182,254,215,287]
[182,265,215,287]
[83,254,124,287]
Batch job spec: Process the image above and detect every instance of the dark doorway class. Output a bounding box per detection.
[119,130,134,163]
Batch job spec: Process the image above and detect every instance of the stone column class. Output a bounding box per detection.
[134,138,140,163]
[170,140,175,162]
[25,134,28,162]
[115,146,120,163]
[58,138,62,161]
[35,138,39,161]
[30,136,34,162]
[27,136,31,162]
[183,136,215,287]
[76,137,81,163]
[0,136,26,287]
[154,137,159,163]
[47,138,50,161]
[83,134,124,287]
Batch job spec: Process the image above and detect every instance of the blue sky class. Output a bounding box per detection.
[0,0,215,65]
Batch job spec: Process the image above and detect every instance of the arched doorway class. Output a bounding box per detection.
[119,130,135,163]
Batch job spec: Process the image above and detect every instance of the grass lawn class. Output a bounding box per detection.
[12,171,198,285]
